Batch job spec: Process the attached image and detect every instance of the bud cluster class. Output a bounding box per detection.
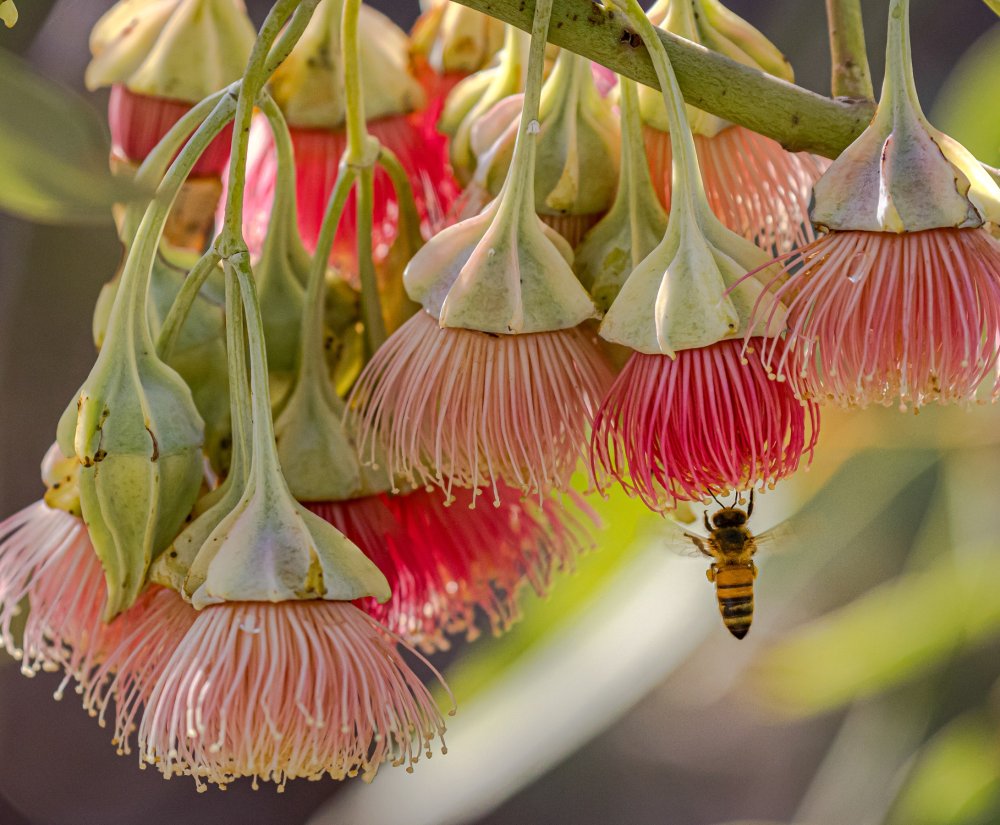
[1,0,998,798]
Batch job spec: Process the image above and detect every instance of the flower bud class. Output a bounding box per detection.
[275,383,390,505]
[270,0,424,129]
[810,1,1000,233]
[440,27,526,184]
[640,0,793,137]
[57,262,205,619]
[94,247,230,472]
[86,0,254,175]
[574,78,668,311]
[468,49,620,244]
[410,0,505,78]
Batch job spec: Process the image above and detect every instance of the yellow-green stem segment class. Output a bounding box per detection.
[452,0,874,158]
[825,0,874,100]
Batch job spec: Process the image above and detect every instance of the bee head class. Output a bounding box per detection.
[711,508,747,529]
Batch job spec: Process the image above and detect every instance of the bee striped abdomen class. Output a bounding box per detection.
[714,564,754,639]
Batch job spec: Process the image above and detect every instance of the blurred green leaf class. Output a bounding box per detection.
[753,551,1000,714]
[889,713,1000,825]
[442,483,656,703]
[0,48,145,224]
[931,24,1000,166]
[985,1,1000,17]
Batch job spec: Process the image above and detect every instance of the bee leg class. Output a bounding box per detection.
[706,564,717,582]
[703,511,712,532]
[749,560,758,579]
[685,533,707,555]
[747,489,755,519]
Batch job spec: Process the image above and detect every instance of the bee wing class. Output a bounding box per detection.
[750,520,797,555]
[661,523,715,559]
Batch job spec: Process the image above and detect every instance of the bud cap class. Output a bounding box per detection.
[86,0,256,102]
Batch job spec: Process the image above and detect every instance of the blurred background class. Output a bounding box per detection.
[2,1,1000,824]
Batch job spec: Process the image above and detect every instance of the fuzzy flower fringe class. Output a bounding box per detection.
[748,228,1000,409]
[591,340,819,510]
[0,503,112,686]
[307,483,596,651]
[645,124,828,254]
[136,600,451,790]
[350,311,614,500]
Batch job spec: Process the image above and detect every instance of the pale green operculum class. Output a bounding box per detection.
[403,199,594,334]
[56,346,204,619]
[639,0,792,138]
[254,227,308,386]
[94,250,230,471]
[442,34,526,184]
[274,382,392,503]
[810,90,993,233]
[85,0,256,101]
[270,0,424,128]
[410,0,505,76]
[695,0,794,83]
[812,0,1000,233]
[148,252,231,469]
[600,209,784,355]
[471,52,621,216]
[187,479,389,609]
[574,183,668,312]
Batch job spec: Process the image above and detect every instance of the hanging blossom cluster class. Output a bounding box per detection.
[1,0,999,794]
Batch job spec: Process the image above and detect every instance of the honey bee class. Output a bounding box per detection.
[684,490,758,640]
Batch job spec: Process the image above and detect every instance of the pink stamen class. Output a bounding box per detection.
[350,311,615,500]
[136,600,451,790]
[591,340,819,511]
[745,228,1000,408]
[644,124,828,254]
[306,483,597,651]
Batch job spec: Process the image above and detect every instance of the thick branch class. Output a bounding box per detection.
[456,0,876,159]
[825,0,874,100]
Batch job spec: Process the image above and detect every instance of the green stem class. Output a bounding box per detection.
[231,254,285,485]
[220,0,304,250]
[341,0,371,165]
[340,0,385,353]
[825,0,874,100]
[264,0,321,76]
[257,93,303,265]
[883,0,920,118]
[299,168,357,390]
[494,0,554,226]
[451,0,874,158]
[106,93,238,356]
[122,86,233,241]
[356,165,386,354]
[223,265,250,487]
[613,0,707,222]
[156,248,222,359]
[618,76,662,267]
[379,146,424,253]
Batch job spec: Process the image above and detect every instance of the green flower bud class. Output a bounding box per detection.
[58,253,205,619]
[94,246,230,473]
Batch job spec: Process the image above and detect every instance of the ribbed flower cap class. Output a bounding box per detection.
[86,0,255,101]
[270,0,425,129]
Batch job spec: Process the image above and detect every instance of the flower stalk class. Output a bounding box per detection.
[453,0,875,158]
[825,0,874,101]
